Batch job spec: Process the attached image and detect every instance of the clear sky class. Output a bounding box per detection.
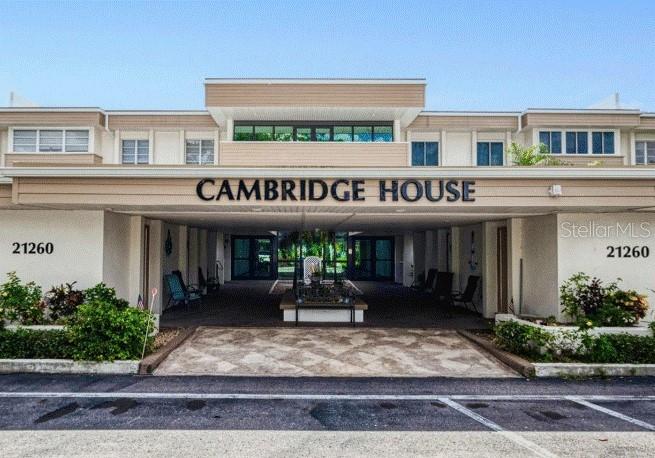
[1,0,654,111]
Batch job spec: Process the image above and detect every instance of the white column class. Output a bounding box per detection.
[215,232,225,284]
[127,215,144,304]
[402,233,414,287]
[470,130,478,166]
[393,119,401,142]
[424,230,436,271]
[394,235,403,283]
[148,220,163,316]
[178,225,188,281]
[450,227,461,291]
[188,228,199,286]
[198,229,208,292]
[226,118,234,141]
[508,218,524,315]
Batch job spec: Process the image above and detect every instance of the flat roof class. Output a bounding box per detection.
[204,78,427,85]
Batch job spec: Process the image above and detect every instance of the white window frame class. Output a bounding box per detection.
[121,139,150,165]
[534,128,619,156]
[9,127,93,154]
[635,140,655,165]
[185,139,215,165]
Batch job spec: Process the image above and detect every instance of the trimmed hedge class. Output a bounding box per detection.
[0,329,74,359]
[494,320,655,364]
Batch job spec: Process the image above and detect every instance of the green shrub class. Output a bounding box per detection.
[0,328,73,359]
[582,334,655,364]
[43,282,85,321]
[560,273,649,327]
[0,272,44,325]
[493,320,556,362]
[83,283,129,309]
[67,300,154,361]
[494,320,655,364]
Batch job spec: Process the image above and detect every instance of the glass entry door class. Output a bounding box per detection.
[350,236,394,280]
[231,236,276,280]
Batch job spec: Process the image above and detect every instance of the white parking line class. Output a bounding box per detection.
[438,397,558,458]
[566,396,655,431]
[0,392,653,402]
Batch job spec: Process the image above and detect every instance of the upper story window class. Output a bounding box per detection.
[539,131,562,154]
[477,142,504,166]
[12,129,89,153]
[565,131,588,154]
[411,141,439,166]
[592,131,615,154]
[185,139,215,165]
[636,141,655,165]
[121,139,149,164]
[233,123,393,142]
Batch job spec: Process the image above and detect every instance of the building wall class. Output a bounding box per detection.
[557,213,655,312]
[0,210,105,291]
[519,214,559,318]
[102,211,133,300]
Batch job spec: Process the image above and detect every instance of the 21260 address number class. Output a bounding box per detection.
[11,242,54,255]
[606,245,650,258]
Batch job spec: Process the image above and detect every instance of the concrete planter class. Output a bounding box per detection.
[534,363,655,377]
[4,324,65,331]
[495,313,652,337]
[0,359,139,375]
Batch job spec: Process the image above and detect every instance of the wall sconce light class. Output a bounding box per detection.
[549,184,563,197]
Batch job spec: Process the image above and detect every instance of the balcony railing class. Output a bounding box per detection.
[219,141,408,167]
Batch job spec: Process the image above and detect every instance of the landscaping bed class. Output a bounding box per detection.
[0,272,155,372]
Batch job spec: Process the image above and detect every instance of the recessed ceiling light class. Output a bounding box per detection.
[395,209,406,213]
[252,208,263,212]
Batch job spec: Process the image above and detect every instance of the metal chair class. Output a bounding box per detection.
[172,270,202,296]
[164,274,201,310]
[433,271,454,316]
[424,268,438,293]
[453,275,481,313]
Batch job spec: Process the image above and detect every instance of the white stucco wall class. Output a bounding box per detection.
[519,214,559,318]
[558,212,655,300]
[0,210,105,291]
[102,211,133,300]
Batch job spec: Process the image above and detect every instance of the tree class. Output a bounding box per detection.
[507,142,565,166]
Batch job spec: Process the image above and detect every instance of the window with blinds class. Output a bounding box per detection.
[12,129,89,153]
[185,139,215,165]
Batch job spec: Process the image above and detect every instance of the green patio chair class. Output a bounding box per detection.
[165,274,201,310]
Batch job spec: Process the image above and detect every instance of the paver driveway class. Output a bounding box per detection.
[155,327,518,377]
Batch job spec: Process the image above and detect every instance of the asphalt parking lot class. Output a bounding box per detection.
[0,375,653,457]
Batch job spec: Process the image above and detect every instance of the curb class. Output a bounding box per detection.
[534,363,655,377]
[457,330,535,377]
[0,359,139,375]
[138,327,197,375]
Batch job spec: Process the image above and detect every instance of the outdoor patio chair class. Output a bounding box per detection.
[198,267,219,295]
[433,271,454,317]
[424,268,438,293]
[164,274,202,310]
[453,275,481,313]
[172,270,203,296]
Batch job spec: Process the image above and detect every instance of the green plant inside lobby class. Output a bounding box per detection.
[0,272,154,361]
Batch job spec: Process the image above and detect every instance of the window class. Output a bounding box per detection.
[636,141,655,165]
[121,139,149,164]
[295,127,311,141]
[65,130,90,152]
[334,126,353,142]
[592,131,615,154]
[539,131,562,154]
[233,124,393,142]
[411,142,439,166]
[565,131,588,154]
[373,126,393,142]
[185,139,214,165]
[477,142,504,166]
[234,125,254,141]
[12,130,37,152]
[254,126,273,141]
[13,129,89,153]
[274,126,293,141]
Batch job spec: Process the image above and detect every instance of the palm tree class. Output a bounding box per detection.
[507,142,565,166]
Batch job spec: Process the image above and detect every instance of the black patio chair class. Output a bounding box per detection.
[433,271,454,316]
[198,267,219,295]
[453,275,481,313]
[424,268,438,293]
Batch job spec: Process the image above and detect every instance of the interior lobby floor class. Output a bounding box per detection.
[154,327,517,377]
[159,280,491,329]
